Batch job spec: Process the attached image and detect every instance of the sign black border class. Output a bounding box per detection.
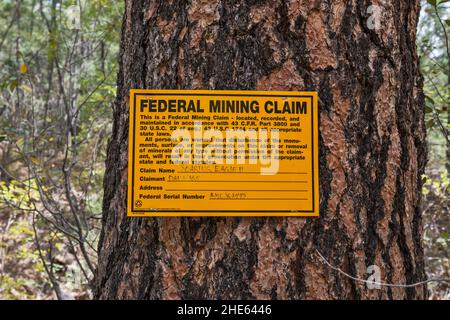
[130,92,316,214]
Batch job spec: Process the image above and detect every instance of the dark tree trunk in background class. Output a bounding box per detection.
[95,0,427,299]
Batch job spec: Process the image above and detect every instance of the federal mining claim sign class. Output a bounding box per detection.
[127,90,319,216]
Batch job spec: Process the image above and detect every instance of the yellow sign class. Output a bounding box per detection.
[128,90,319,216]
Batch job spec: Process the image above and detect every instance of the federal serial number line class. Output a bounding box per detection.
[210,198,309,200]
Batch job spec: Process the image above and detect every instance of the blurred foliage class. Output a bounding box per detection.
[418,0,450,300]
[422,170,449,299]
[419,0,449,168]
[0,0,123,299]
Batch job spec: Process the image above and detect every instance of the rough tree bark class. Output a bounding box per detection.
[95,0,427,299]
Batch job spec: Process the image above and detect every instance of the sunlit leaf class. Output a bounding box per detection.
[30,157,39,165]
[20,84,32,93]
[20,63,28,74]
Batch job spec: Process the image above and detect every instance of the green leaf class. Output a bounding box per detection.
[441,232,450,240]
[30,157,40,165]
[446,19,450,27]
[9,80,18,90]
[425,105,433,113]
[426,118,435,129]
[0,135,6,143]
[427,0,437,6]
[425,95,435,105]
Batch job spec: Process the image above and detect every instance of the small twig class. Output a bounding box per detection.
[315,249,450,288]
[32,212,64,300]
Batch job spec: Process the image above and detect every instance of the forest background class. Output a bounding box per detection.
[0,0,448,299]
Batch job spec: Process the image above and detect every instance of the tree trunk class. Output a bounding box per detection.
[95,0,427,299]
